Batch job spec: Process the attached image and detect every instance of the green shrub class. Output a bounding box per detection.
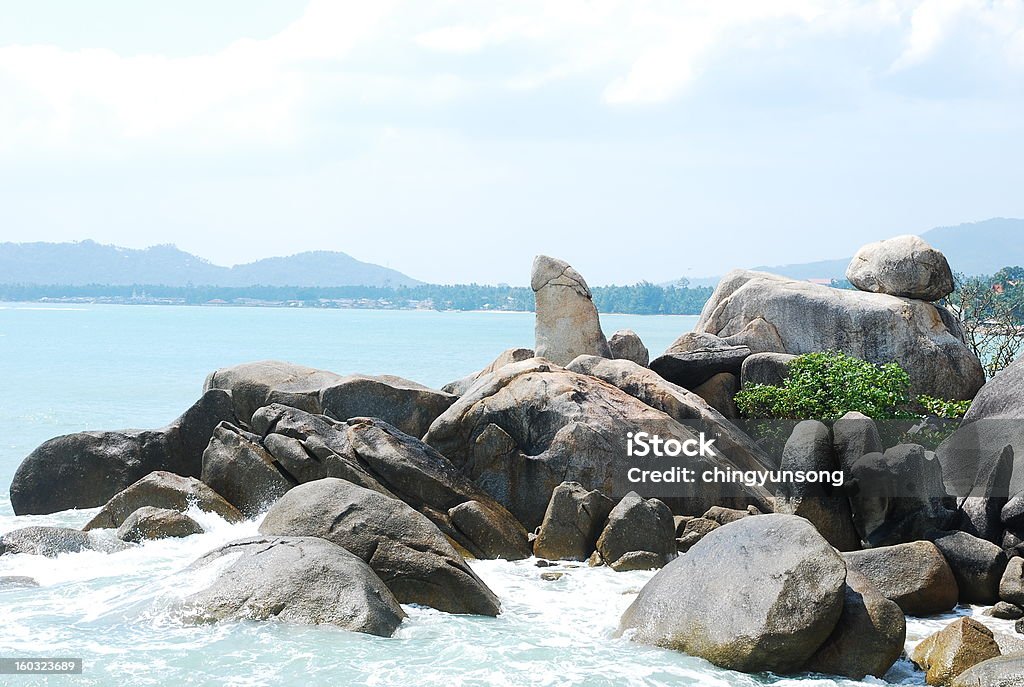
[735,350,914,421]
[915,395,971,420]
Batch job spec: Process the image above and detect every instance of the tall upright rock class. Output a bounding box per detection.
[531,255,610,365]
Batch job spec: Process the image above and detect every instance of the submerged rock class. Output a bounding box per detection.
[0,526,128,557]
[846,235,954,301]
[183,536,405,636]
[531,255,610,365]
[911,617,1001,686]
[83,471,243,531]
[618,514,846,674]
[844,541,959,615]
[694,269,984,399]
[10,389,236,515]
[258,478,501,616]
[116,507,204,542]
[0,576,39,589]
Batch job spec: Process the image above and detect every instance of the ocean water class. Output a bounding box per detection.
[0,304,1002,686]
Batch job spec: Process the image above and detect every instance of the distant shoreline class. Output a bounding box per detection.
[0,298,701,317]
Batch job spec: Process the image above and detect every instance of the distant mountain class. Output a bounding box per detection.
[0,240,423,288]
[673,218,1024,287]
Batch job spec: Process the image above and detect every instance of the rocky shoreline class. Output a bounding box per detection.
[4,236,1024,685]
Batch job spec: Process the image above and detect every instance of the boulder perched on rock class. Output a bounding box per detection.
[442,348,535,396]
[649,332,750,390]
[803,568,907,680]
[911,617,1002,686]
[952,654,1024,687]
[83,471,243,530]
[10,389,237,515]
[116,507,204,542]
[201,423,294,517]
[258,478,500,616]
[618,514,847,674]
[775,421,860,551]
[531,255,610,365]
[832,411,883,475]
[425,359,773,530]
[608,330,649,367]
[931,531,1007,605]
[183,536,405,636]
[0,526,127,557]
[533,482,614,561]
[204,360,343,424]
[739,352,796,388]
[694,269,984,399]
[846,235,954,301]
[594,492,676,571]
[849,444,953,547]
[999,557,1024,607]
[249,406,530,560]
[702,504,760,525]
[691,373,739,419]
[844,541,959,615]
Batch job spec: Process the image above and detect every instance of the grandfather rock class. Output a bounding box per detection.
[618,514,846,674]
[531,255,610,365]
[116,507,204,542]
[258,478,500,615]
[911,617,1001,686]
[595,492,676,571]
[695,269,984,399]
[183,536,404,636]
[844,541,959,615]
[803,568,907,680]
[533,482,614,561]
[10,389,236,515]
[84,471,243,530]
[608,330,649,367]
[847,235,954,301]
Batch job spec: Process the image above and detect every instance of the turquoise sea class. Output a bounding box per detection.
[0,304,981,686]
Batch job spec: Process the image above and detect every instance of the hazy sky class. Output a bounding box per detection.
[1,1,1022,285]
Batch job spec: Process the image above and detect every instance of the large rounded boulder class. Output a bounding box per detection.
[258,478,500,616]
[424,359,773,530]
[694,269,984,399]
[617,514,847,674]
[182,536,405,636]
[10,389,237,515]
[846,234,954,301]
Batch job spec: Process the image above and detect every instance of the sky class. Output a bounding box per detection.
[0,1,1022,286]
